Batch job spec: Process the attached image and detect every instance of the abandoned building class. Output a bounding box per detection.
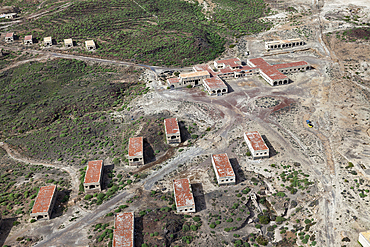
[64,38,73,48]
[244,131,269,159]
[5,32,13,42]
[212,153,236,185]
[173,178,196,213]
[44,36,52,47]
[359,231,370,247]
[84,160,104,193]
[203,77,228,96]
[214,58,241,69]
[0,13,17,19]
[113,212,134,247]
[128,137,144,166]
[85,40,96,51]
[24,35,32,45]
[265,38,305,51]
[167,71,210,89]
[164,118,181,144]
[30,185,57,221]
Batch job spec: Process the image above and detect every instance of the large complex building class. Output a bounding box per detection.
[167,57,309,94]
[84,160,104,193]
[164,118,181,144]
[211,153,236,185]
[173,178,195,213]
[359,231,370,247]
[265,38,305,51]
[113,212,134,247]
[5,32,13,42]
[30,185,57,221]
[128,137,144,166]
[244,131,269,159]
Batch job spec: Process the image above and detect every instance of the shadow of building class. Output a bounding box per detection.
[229,158,246,184]
[192,183,206,212]
[261,135,277,157]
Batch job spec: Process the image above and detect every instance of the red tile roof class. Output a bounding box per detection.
[31,185,56,214]
[164,118,180,135]
[212,153,235,178]
[204,77,227,89]
[260,68,287,80]
[167,77,180,84]
[24,35,32,41]
[113,212,134,247]
[219,67,234,74]
[245,131,268,151]
[273,61,309,69]
[128,137,143,157]
[216,58,241,68]
[173,178,194,208]
[193,64,218,76]
[248,58,270,67]
[84,160,103,184]
[5,33,13,38]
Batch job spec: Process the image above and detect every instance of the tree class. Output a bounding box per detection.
[256,235,268,246]
[258,215,270,224]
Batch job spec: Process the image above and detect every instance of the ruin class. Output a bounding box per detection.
[24,35,32,45]
[164,118,181,144]
[85,40,96,51]
[0,13,17,19]
[265,38,305,51]
[359,231,370,247]
[5,32,14,42]
[113,212,134,247]
[84,160,104,193]
[211,153,236,185]
[203,77,228,96]
[173,178,195,213]
[128,137,144,166]
[44,36,52,47]
[30,185,57,220]
[167,71,210,89]
[244,131,269,159]
[64,38,73,48]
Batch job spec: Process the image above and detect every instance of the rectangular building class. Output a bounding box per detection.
[24,35,32,45]
[128,137,144,166]
[64,38,73,48]
[214,58,241,69]
[85,40,96,50]
[179,71,210,87]
[164,118,181,144]
[360,231,370,247]
[30,185,57,220]
[44,36,52,46]
[265,38,305,51]
[244,131,269,159]
[203,77,228,96]
[5,32,14,42]
[211,153,235,185]
[84,160,104,193]
[113,212,134,247]
[173,178,195,213]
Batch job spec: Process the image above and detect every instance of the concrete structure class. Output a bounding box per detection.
[244,131,269,159]
[44,36,52,47]
[211,153,236,185]
[265,38,305,51]
[0,13,17,19]
[164,118,181,144]
[167,71,210,89]
[30,185,57,220]
[24,35,32,45]
[85,40,96,50]
[203,77,228,96]
[128,137,144,166]
[359,231,370,247]
[173,178,195,213]
[113,212,134,247]
[64,38,73,48]
[5,32,13,42]
[214,58,241,69]
[84,160,103,193]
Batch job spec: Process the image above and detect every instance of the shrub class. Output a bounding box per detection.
[304,219,311,224]
[276,192,286,197]
[226,218,233,222]
[210,223,216,229]
[258,215,270,224]
[256,235,268,246]
[275,216,285,223]
[30,219,36,223]
[193,216,201,222]
[190,225,198,231]
[191,134,198,139]
[182,225,190,231]
[113,158,120,165]
[84,194,93,200]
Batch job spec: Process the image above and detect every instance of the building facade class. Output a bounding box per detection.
[85,40,96,50]
[30,185,57,220]
[84,160,104,193]
[128,137,144,166]
[244,131,269,159]
[113,212,134,247]
[265,38,305,51]
[5,32,13,42]
[173,178,195,213]
[64,38,73,48]
[211,153,236,185]
[24,35,32,45]
[164,118,181,144]
[44,36,52,47]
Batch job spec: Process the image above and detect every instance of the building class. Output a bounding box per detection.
[84,160,104,193]
[5,32,13,42]
[211,153,236,185]
[24,35,32,45]
[265,38,305,51]
[164,118,181,144]
[359,231,370,247]
[203,77,228,96]
[173,178,195,213]
[113,212,134,247]
[44,36,52,47]
[214,58,241,69]
[244,131,269,159]
[85,40,96,50]
[64,38,73,48]
[128,137,144,166]
[30,185,57,220]
[0,13,17,19]
[167,71,210,89]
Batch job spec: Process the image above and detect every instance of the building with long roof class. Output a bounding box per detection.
[244,131,269,159]
[211,153,236,185]
[84,160,104,193]
[113,212,134,247]
[128,137,144,166]
[30,185,57,220]
[173,178,195,213]
[164,118,181,144]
